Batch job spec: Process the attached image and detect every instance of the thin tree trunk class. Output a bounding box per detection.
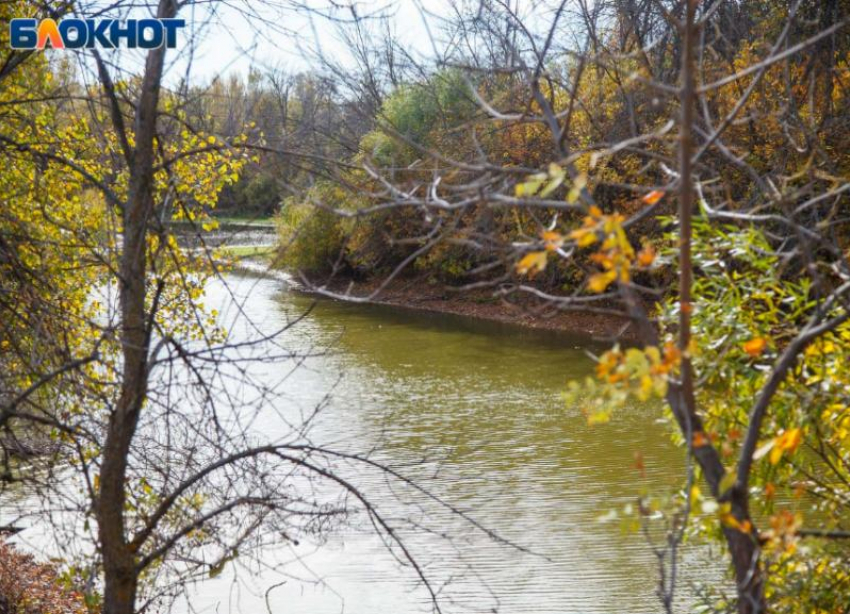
[98,3,178,613]
[677,3,765,613]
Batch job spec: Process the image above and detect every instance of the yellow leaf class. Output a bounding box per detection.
[637,374,654,401]
[784,428,802,452]
[588,270,617,293]
[719,471,737,495]
[516,251,548,277]
[567,173,588,203]
[570,227,598,247]
[720,512,739,529]
[515,172,547,197]
[720,510,751,533]
[769,428,802,465]
[653,376,668,397]
[586,408,612,425]
[645,346,661,364]
[540,164,566,197]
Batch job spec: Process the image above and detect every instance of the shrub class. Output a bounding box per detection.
[274,181,367,275]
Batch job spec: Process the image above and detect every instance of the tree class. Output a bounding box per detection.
[2,3,508,614]
[269,1,850,612]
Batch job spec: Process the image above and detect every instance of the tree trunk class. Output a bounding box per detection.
[678,2,766,611]
[97,3,178,613]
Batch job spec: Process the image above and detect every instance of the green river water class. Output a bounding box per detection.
[172,270,723,614]
[4,268,723,614]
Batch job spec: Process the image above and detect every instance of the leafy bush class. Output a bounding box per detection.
[275,181,369,274]
[275,200,347,274]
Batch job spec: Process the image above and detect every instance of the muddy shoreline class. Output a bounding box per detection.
[292,274,637,342]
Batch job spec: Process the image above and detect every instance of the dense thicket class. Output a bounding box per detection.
[205,1,850,304]
[260,2,850,613]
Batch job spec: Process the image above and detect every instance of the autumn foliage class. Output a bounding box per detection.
[269,2,850,613]
[0,541,89,614]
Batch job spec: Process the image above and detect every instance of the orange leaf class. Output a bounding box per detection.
[642,190,665,205]
[633,451,645,476]
[693,432,710,448]
[541,230,564,252]
[764,483,776,500]
[637,244,656,267]
[743,337,767,358]
[662,342,681,367]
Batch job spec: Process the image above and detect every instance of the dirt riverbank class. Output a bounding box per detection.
[300,274,637,341]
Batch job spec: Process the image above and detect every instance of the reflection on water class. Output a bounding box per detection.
[174,271,722,614]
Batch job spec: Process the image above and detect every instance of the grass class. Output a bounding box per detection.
[167,216,277,229]
[217,245,276,260]
[211,214,276,227]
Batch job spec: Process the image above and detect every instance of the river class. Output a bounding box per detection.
[164,269,722,614]
[3,267,722,614]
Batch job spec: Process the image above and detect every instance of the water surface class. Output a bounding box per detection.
[3,269,721,614]
[177,271,720,614]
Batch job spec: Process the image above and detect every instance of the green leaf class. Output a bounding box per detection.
[719,471,737,495]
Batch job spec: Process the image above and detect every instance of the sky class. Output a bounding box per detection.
[53,0,553,89]
[163,0,454,84]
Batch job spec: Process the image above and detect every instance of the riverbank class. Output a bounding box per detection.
[231,254,637,340]
[0,540,89,614]
[289,272,637,341]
